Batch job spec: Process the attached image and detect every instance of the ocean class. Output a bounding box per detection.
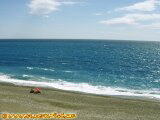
[0,39,160,99]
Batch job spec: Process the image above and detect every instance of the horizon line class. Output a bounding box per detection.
[0,38,159,42]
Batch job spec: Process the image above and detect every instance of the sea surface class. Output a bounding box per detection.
[0,39,160,99]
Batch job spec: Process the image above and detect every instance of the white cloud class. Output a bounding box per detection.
[101,0,160,29]
[28,0,61,16]
[107,11,111,14]
[141,22,160,29]
[115,0,160,12]
[61,1,76,5]
[92,13,103,16]
[28,0,77,17]
[100,13,160,25]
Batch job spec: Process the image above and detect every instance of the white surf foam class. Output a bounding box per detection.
[38,68,55,72]
[26,67,34,70]
[0,73,160,100]
[22,74,34,78]
[26,67,55,72]
[64,71,73,73]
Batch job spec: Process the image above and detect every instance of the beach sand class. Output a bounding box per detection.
[0,83,160,120]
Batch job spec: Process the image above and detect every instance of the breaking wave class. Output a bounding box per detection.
[0,73,160,100]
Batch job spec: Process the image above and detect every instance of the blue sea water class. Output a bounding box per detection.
[0,39,160,99]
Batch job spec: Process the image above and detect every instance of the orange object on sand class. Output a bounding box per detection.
[34,88,41,93]
[30,88,41,94]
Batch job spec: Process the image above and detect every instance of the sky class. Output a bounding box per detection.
[0,0,160,41]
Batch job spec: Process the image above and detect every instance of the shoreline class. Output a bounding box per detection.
[0,79,159,101]
[0,82,160,120]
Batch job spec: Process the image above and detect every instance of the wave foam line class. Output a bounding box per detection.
[26,67,55,72]
[0,74,160,99]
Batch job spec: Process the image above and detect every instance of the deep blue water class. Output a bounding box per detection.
[0,39,160,99]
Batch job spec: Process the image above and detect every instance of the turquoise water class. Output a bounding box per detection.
[0,40,160,99]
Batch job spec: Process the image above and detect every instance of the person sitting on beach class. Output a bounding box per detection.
[30,87,41,94]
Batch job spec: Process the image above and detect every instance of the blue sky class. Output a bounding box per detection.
[0,0,160,41]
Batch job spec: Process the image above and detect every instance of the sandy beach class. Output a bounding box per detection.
[0,83,160,120]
